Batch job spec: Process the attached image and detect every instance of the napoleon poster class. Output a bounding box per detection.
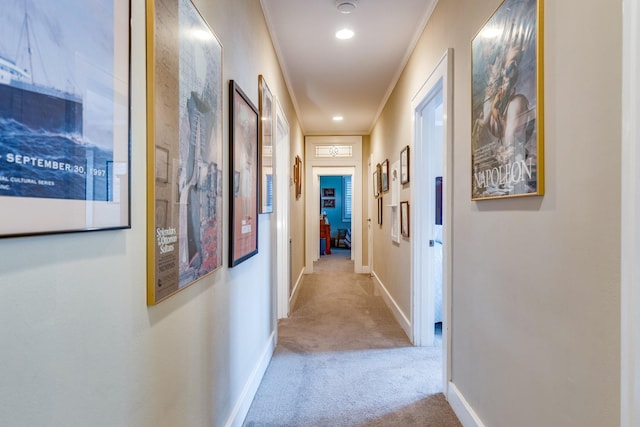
[471,0,544,200]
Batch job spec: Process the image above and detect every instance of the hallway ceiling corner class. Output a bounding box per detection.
[260,0,438,135]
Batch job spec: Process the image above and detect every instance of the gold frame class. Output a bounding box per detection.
[146,0,224,305]
[471,0,544,200]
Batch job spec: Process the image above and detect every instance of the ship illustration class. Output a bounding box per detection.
[0,6,82,135]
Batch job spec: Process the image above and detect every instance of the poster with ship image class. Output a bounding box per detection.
[0,0,131,236]
[146,0,224,304]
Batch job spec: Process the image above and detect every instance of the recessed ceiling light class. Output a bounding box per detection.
[333,116,344,121]
[335,29,354,40]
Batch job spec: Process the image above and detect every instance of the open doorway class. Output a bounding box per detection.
[319,175,352,258]
[411,50,453,394]
[304,136,364,275]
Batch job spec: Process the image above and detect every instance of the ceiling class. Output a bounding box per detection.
[260,0,438,136]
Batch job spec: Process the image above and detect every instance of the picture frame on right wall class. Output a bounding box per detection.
[471,0,544,200]
[381,159,389,192]
[400,145,410,184]
[401,201,410,237]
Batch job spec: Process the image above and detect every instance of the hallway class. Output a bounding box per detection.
[243,249,461,426]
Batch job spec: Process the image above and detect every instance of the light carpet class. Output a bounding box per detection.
[243,249,461,426]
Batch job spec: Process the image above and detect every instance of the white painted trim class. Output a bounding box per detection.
[371,271,412,340]
[289,267,305,312]
[447,382,485,427]
[226,331,276,427]
[410,49,453,396]
[621,0,640,425]
[275,98,291,319]
[304,136,363,274]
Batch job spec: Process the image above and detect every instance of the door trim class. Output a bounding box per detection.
[411,49,453,394]
[621,1,640,424]
[274,98,290,319]
[304,136,363,274]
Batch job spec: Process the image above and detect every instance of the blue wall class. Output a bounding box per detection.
[320,176,351,243]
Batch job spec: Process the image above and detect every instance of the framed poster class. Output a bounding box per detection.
[471,0,544,200]
[0,0,131,237]
[400,145,410,184]
[146,0,223,304]
[258,75,273,214]
[381,159,389,192]
[401,201,410,237]
[229,80,259,267]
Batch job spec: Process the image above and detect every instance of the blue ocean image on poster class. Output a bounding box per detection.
[0,118,112,200]
[0,0,116,201]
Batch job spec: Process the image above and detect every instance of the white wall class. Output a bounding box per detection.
[371,0,622,425]
[0,0,301,426]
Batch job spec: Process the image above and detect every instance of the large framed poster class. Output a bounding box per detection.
[0,0,131,237]
[258,75,273,214]
[229,80,259,267]
[471,0,544,200]
[146,0,223,305]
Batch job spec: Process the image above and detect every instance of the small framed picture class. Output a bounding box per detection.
[377,196,383,225]
[401,201,410,237]
[322,188,335,197]
[400,145,410,184]
[322,198,335,208]
[381,159,389,192]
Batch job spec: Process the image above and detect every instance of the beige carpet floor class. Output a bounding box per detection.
[243,248,462,426]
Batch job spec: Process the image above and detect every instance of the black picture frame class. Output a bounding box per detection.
[229,80,259,267]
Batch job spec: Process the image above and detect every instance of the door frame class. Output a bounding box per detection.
[304,136,364,274]
[274,98,290,319]
[411,49,453,393]
[622,0,640,424]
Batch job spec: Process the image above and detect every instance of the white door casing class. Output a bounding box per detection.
[411,49,453,393]
[275,98,290,319]
[304,136,363,274]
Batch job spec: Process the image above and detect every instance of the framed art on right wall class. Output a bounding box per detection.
[471,0,544,200]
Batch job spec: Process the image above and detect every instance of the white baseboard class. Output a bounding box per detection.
[371,271,412,340]
[289,267,305,312]
[225,331,276,427]
[357,265,370,274]
[447,382,485,427]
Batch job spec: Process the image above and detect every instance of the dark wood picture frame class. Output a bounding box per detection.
[381,159,389,192]
[400,145,410,184]
[401,201,410,237]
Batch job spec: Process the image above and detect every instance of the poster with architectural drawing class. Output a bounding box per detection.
[471,0,544,200]
[147,0,223,304]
